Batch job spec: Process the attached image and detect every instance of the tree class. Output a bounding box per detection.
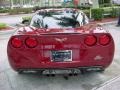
[10,0,13,9]
[99,0,111,4]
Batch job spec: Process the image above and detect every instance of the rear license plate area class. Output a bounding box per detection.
[51,50,72,62]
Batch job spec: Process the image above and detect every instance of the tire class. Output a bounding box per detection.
[80,68,87,74]
[17,70,24,74]
[97,68,105,73]
[36,70,44,74]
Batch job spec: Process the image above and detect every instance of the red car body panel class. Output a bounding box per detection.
[7,24,115,71]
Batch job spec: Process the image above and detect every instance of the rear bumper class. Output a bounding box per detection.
[7,47,114,71]
[7,48,114,71]
[16,66,104,73]
[8,56,111,71]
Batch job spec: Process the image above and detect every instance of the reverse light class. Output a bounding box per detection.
[99,35,110,45]
[25,37,38,48]
[84,35,97,46]
[11,37,22,48]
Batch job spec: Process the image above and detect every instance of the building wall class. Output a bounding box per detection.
[35,0,99,8]
[1,0,99,8]
[0,0,9,7]
[79,0,99,8]
[91,0,99,8]
[38,0,63,7]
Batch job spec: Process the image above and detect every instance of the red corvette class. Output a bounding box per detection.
[7,8,115,74]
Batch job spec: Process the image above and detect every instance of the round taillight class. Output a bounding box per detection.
[99,35,110,45]
[25,37,38,48]
[11,38,22,48]
[84,35,97,46]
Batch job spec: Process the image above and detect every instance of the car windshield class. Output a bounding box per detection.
[30,8,89,29]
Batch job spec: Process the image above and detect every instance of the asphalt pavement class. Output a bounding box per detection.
[0,15,120,90]
[0,14,33,26]
[93,23,120,90]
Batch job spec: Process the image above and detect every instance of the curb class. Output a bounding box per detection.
[98,21,117,26]
[0,13,9,16]
[92,75,120,90]
[0,13,33,17]
[0,28,16,39]
[0,29,16,35]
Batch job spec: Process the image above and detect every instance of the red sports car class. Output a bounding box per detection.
[7,8,115,74]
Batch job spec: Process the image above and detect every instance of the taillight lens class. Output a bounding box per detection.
[84,35,97,46]
[11,37,22,48]
[99,35,110,45]
[25,37,38,48]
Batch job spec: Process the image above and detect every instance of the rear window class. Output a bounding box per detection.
[30,9,89,29]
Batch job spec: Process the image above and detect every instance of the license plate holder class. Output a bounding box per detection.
[51,50,72,62]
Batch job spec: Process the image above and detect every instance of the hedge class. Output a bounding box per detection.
[102,7,120,18]
[111,7,120,18]
[82,9,90,18]
[91,8,104,20]
[99,3,112,8]
[9,8,33,15]
[0,8,9,13]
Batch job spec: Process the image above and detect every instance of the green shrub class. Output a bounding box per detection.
[113,4,120,7]
[9,8,32,15]
[0,8,3,10]
[111,7,120,18]
[22,16,32,25]
[102,7,120,18]
[22,8,32,14]
[103,7,112,13]
[99,3,112,8]
[0,23,7,30]
[0,9,9,13]
[9,9,19,14]
[82,9,90,18]
[22,16,32,20]
[33,6,41,11]
[102,7,112,18]
[92,8,104,20]
[22,16,32,22]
